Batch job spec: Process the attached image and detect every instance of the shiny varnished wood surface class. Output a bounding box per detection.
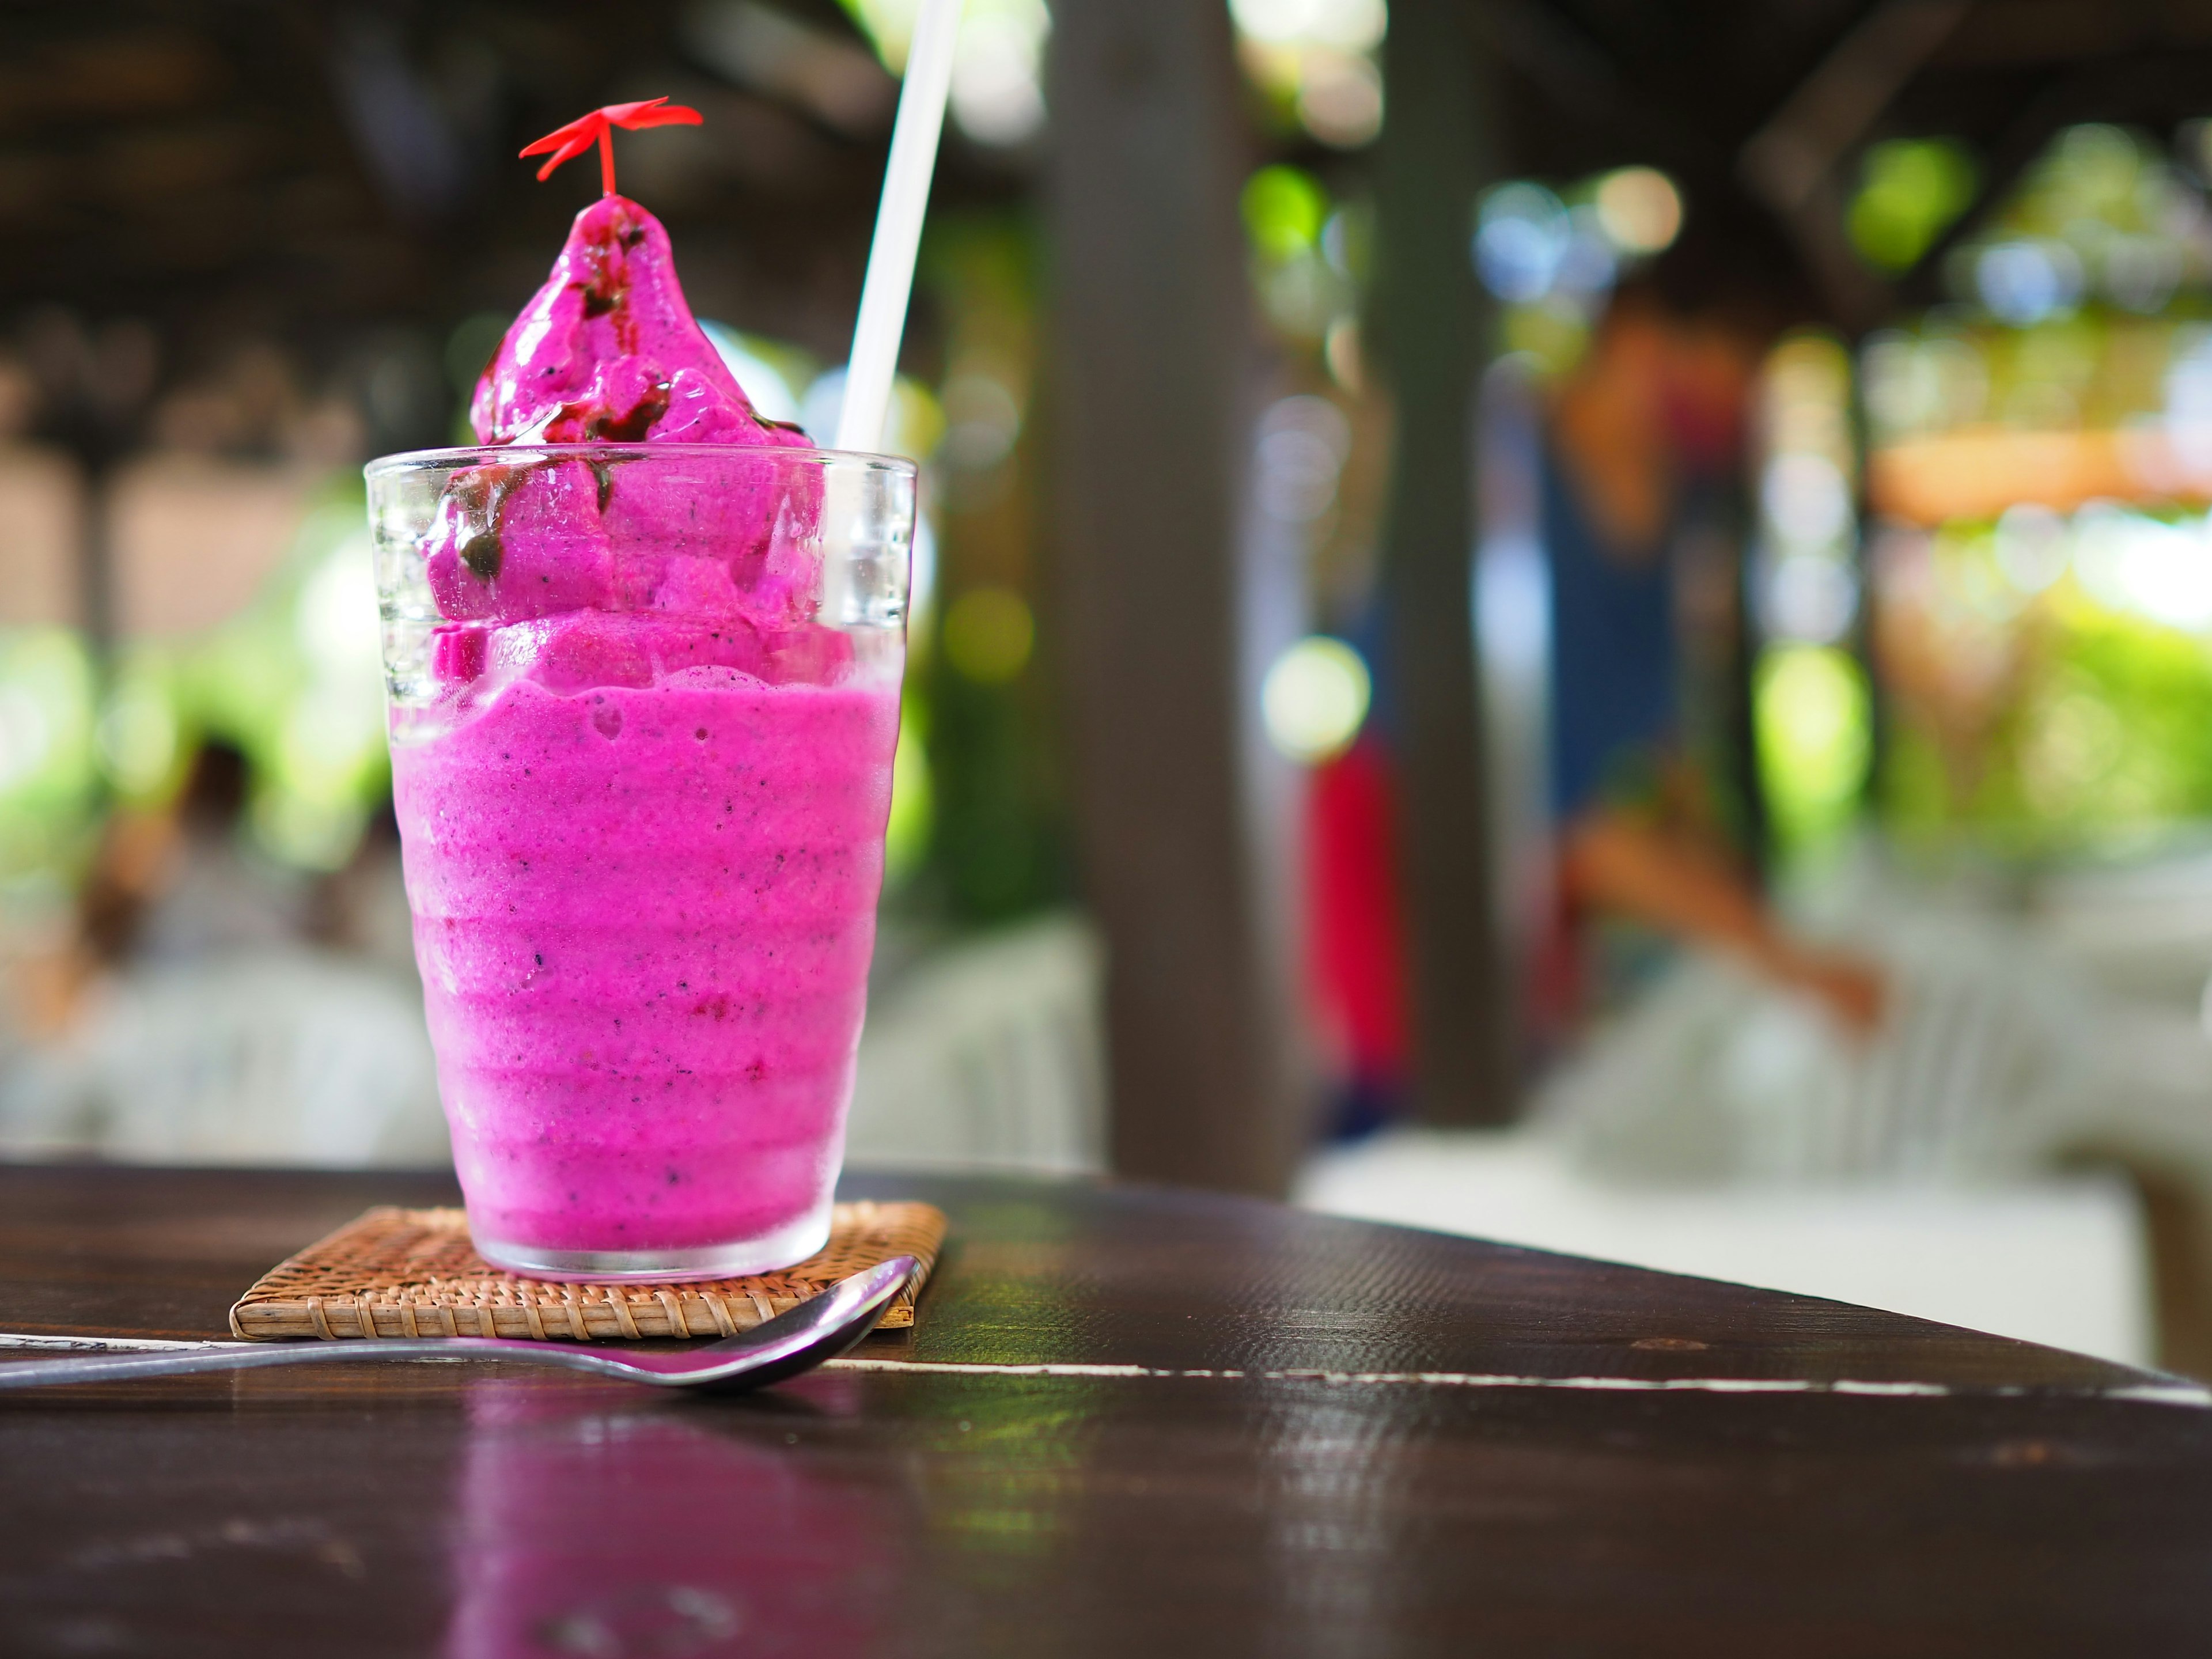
[1,1164,2209,1656]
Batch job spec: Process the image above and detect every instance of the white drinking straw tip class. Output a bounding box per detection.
[835,0,964,455]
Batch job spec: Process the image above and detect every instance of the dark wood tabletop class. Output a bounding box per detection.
[2,1163,2209,1657]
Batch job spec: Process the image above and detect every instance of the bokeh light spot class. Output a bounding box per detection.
[943,586,1035,684]
[1847,138,1976,272]
[1593,167,1683,255]
[1475,182,1570,303]
[1229,0,1387,51]
[1243,165,1329,262]
[1755,645,1870,856]
[1297,50,1382,149]
[1262,635,1370,762]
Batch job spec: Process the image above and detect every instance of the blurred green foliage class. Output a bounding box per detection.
[1882,525,2212,854]
[1756,645,1872,861]
[1863,122,2212,859]
[1986,123,2184,249]
[0,476,389,897]
[1849,138,1978,273]
[0,628,99,894]
[1243,165,1328,262]
[908,214,1071,923]
[107,480,387,870]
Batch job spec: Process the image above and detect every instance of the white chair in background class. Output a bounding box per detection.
[49,946,448,1168]
[844,912,1108,1175]
[1300,856,2212,1370]
[0,912,1112,1179]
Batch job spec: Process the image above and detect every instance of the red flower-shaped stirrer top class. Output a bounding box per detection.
[520,97,702,196]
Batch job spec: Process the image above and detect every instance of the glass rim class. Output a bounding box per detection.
[363,442,918,482]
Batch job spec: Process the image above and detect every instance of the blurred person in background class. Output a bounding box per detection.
[3,740,444,1166]
[1306,290,1885,1139]
[1537,290,1885,1042]
[78,740,304,971]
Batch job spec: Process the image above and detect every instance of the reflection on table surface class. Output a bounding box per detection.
[446,1380,903,1659]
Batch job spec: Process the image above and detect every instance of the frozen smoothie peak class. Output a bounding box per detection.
[472,104,809,449]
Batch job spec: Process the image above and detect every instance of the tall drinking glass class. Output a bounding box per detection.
[368,444,911,1279]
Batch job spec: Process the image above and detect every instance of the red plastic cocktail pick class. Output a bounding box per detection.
[520,97,703,196]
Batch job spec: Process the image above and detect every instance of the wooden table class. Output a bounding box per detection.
[2,1164,2209,1656]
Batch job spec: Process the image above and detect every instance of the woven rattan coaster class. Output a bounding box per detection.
[229,1201,945,1342]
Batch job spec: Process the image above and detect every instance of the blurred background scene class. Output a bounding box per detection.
[8,0,2212,1374]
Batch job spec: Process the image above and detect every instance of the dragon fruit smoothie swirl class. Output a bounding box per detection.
[378,106,908,1279]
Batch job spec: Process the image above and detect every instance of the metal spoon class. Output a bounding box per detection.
[0,1255,918,1396]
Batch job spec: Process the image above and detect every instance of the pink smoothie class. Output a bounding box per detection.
[392,664,896,1257]
[388,194,902,1270]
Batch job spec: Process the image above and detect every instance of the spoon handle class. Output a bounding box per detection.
[0,1338,628,1391]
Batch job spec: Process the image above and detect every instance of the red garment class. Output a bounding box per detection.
[1304,736,1409,1085]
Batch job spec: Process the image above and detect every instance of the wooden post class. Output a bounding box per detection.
[1374,0,1511,1124]
[1044,0,1303,1194]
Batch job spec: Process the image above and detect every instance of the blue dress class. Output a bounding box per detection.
[1543,450,1680,824]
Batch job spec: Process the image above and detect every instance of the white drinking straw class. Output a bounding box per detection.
[835,0,964,454]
